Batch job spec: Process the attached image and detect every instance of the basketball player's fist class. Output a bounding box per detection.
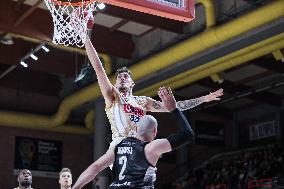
[158,86,177,112]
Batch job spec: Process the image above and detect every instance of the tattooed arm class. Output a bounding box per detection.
[145,88,223,112]
[145,96,201,113]
[177,89,223,111]
[177,97,205,111]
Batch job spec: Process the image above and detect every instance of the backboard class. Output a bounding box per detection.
[99,0,195,22]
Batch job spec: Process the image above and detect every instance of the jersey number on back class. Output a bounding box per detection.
[119,156,127,180]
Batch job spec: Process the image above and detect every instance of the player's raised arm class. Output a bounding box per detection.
[177,88,223,111]
[146,88,223,112]
[145,87,195,165]
[72,147,115,189]
[85,36,115,107]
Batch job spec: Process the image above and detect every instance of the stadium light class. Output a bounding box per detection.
[30,53,38,60]
[20,61,28,68]
[97,3,106,10]
[41,45,50,53]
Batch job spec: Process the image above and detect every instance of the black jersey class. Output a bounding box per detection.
[109,137,157,189]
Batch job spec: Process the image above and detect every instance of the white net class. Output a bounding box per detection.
[44,0,97,47]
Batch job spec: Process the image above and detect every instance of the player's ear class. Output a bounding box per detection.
[152,128,157,138]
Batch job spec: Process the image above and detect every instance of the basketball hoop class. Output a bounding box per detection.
[44,0,97,47]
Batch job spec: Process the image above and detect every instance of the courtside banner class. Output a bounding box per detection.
[14,136,62,178]
[195,120,225,146]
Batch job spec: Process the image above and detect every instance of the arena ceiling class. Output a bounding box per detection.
[0,0,283,132]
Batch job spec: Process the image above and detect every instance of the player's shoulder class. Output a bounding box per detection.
[149,138,168,144]
[133,95,147,100]
[145,138,171,156]
[146,138,170,150]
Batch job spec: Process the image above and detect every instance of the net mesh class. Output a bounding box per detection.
[44,0,97,47]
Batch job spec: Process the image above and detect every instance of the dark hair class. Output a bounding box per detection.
[115,67,133,79]
[59,168,72,176]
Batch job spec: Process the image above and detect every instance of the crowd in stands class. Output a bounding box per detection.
[171,144,284,189]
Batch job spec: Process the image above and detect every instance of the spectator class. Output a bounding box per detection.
[59,168,72,189]
[170,144,284,189]
[14,169,33,189]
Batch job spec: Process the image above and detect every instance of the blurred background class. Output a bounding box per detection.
[0,0,283,188]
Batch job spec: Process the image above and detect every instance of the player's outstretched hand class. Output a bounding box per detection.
[204,88,223,102]
[158,87,177,112]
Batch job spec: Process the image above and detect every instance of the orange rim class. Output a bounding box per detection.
[46,0,96,6]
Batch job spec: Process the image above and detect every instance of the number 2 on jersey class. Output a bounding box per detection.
[119,156,127,180]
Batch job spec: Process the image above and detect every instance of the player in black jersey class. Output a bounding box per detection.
[72,87,195,189]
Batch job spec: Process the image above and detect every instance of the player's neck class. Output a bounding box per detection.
[61,186,71,189]
[136,135,150,142]
[19,186,32,189]
[120,91,132,97]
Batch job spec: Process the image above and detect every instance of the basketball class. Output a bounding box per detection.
[87,17,94,30]
[83,11,94,30]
